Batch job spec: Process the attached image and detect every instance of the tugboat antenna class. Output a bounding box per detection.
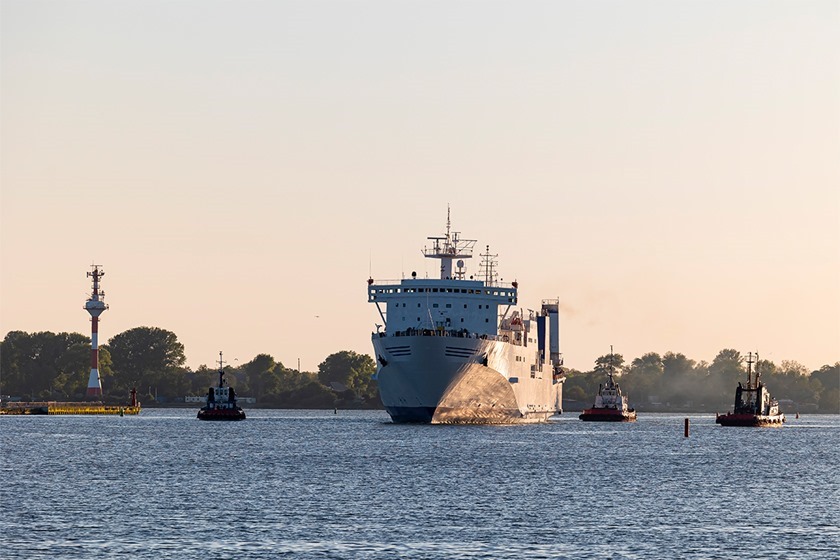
[746,352,755,389]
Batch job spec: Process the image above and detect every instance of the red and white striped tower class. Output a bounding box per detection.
[84,265,108,399]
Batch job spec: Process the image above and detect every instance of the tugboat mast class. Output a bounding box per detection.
[746,352,755,389]
[607,345,616,387]
[217,351,227,387]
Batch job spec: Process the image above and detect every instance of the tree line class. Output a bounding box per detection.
[0,327,377,408]
[563,349,839,413]
[1,328,837,413]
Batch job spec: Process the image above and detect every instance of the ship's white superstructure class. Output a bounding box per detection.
[368,211,565,424]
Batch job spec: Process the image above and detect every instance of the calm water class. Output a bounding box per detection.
[1,410,837,559]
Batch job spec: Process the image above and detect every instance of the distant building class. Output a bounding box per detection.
[184,395,255,404]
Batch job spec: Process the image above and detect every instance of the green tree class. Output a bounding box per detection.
[764,360,820,409]
[0,331,93,399]
[811,362,839,413]
[704,349,744,409]
[274,378,337,408]
[812,363,839,390]
[561,368,599,407]
[594,352,624,376]
[185,365,217,395]
[622,352,664,408]
[54,341,98,398]
[317,351,377,402]
[106,326,186,401]
[564,385,587,402]
[658,352,697,407]
[240,353,283,400]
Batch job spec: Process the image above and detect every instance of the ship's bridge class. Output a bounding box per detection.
[368,278,517,336]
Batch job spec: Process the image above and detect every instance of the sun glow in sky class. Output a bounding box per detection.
[2,0,838,373]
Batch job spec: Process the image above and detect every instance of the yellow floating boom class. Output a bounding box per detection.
[0,401,141,416]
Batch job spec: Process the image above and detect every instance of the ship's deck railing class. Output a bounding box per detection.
[370,278,513,288]
[373,328,510,342]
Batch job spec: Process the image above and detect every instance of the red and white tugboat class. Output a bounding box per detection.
[579,347,636,422]
[716,352,785,427]
[197,352,246,421]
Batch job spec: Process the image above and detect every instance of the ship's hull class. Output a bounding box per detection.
[579,408,636,422]
[372,334,562,424]
[715,412,785,427]
[197,408,246,421]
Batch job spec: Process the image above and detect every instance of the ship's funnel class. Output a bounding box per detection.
[542,300,560,365]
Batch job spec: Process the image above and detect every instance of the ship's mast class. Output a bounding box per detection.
[422,206,476,279]
[479,245,498,285]
[746,352,755,389]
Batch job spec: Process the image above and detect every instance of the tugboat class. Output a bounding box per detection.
[197,352,246,421]
[716,352,785,427]
[579,347,636,422]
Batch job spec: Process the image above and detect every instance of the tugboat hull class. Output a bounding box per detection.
[715,413,784,427]
[717,352,784,427]
[579,408,636,422]
[197,409,246,421]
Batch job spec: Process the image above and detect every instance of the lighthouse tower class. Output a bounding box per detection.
[84,265,108,399]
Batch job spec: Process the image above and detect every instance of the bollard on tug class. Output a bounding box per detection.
[197,352,246,421]
[716,352,784,427]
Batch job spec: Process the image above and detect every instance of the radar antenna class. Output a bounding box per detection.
[422,205,477,279]
[479,245,498,285]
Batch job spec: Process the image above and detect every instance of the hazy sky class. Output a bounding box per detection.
[2,0,838,374]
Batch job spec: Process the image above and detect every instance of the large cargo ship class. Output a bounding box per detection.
[367,211,565,424]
